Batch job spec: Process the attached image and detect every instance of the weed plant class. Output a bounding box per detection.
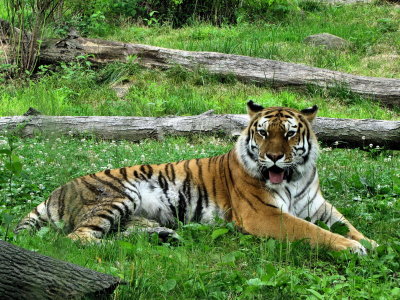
[0,134,399,299]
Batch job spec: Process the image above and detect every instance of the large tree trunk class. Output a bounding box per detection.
[37,35,400,107]
[0,114,399,149]
[0,240,123,299]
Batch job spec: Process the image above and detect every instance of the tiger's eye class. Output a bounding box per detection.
[258,129,267,137]
[286,131,296,138]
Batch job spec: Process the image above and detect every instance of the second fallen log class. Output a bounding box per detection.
[0,114,399,149]
[38,35,400,107]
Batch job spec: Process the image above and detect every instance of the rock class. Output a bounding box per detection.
[111,81,134,98]
[304,33,351,50]
[23,107,42,116]
[321,0,373,3]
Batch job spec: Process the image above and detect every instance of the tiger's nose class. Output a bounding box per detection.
[266,153,284,162]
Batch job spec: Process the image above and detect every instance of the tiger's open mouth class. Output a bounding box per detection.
[261,166,291,184]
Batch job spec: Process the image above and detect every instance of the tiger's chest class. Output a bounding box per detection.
[268,177,324,219]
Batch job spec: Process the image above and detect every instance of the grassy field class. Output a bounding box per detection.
[0,1,399,299]
[0,2,399,119]
[104,3,400,78]
[0,135,399,299]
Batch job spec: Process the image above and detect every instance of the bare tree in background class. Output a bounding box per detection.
[1,0,61,76]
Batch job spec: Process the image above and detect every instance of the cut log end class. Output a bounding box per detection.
[0,240,123,299]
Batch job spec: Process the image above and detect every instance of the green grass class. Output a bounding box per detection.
[0,65,398,119]
[0,135,399,299]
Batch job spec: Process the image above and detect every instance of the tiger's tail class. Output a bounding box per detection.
[14,200,49,233]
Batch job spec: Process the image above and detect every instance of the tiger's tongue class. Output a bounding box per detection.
[269,170,284,184]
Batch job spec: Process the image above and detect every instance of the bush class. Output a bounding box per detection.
[52,0,301,34]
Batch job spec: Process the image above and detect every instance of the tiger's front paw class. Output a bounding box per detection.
[335,239,367,255]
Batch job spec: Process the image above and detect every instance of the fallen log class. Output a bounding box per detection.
[0,240,123,299]
[1,18,399,107]
[0,114,399,149]
[37,35,400,107]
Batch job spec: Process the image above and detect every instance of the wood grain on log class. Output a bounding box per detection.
[38,36,400,107]
[0,240,122,300]
[0,114,399,149]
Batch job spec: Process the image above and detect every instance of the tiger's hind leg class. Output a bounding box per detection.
[67,197,134,243]
[123,216,180,243]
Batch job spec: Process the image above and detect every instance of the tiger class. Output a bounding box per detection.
[15,101,377,254]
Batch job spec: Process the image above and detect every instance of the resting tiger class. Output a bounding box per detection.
[15,101,377,254]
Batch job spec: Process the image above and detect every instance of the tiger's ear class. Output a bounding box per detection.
[247,100,265,117]
[300,105,318,122]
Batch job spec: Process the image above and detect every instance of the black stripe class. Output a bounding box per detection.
[192,186,203,222]
[81,178,102,195]
[119,167,128,181]
[83,225,106,234]
[45,197,54,223]
[158,172,169,193]
[89,174,136,204]
[294,167,316,199]
[196,159,209,207]
[250,193,278,209]
[298,186,320,215]
[226,151,256,211]
[212,179,217,200]
[57,186,67,220]
[111,203,125,216]
[164,163,176,183]
[178,191,187,222]
[103,170,141,198]
[97,213,115,224]
[141,165,153,179]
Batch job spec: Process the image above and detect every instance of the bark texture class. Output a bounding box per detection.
[37,35,400,107]
[0,114,399,149]
[0,240,122,300]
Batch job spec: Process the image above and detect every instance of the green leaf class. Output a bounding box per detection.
[306,288,324,299]
[222,252,237,264]
[315,220,329,231]
[330,221,350,236]
[5,160,23,175]
[246,278,266,286]
[36,227,50,238]
[2,213,14,225]
[391,288,400,297]
[262,263,278,281]
[160,279,176,292]
[118,240,135,251]
[211,228,229,240]
[0,149,11,155]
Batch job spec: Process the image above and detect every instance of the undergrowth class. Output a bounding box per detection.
[0,63,398,120]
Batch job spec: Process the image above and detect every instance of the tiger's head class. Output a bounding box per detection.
[236,101,319,185]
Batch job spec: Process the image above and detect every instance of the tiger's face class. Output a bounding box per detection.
[237,101,319,184]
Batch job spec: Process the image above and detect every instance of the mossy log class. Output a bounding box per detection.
[0,114,399,149]
[0,240,123,299]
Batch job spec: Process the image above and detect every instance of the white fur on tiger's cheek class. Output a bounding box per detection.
[236,135,260,178]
